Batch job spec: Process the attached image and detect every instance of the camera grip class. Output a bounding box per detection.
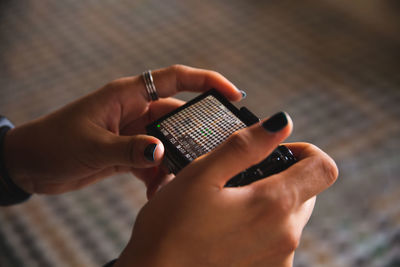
[225,145,296,187]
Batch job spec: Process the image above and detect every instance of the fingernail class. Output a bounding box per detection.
[144,144,157,162]
[262,112,288,132]
[240,90,247,99]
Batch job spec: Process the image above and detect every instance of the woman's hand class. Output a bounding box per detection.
[3,65,243,195]
[115,112,338,267]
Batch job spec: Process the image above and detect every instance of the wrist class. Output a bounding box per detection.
[114,242,164,267]
[114,234,186,267]
[114,241,295,267]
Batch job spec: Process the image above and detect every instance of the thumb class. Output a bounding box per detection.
[192,112,292,186]
[102,134,165,168]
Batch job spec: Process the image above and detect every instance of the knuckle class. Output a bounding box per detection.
[207,70,225,81]
[169,64,187,91]
[169,64,185,72]
[280,229,301,252]
[301,142,319,157]
[317,156,339,187]
[274,186,297,213]
[300,142,339,187]
[209,70,222,77]
[254,182,297,215]
[228,131,253,158]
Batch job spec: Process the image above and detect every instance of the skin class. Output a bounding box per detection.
[3,65,338,266]
[4,65,243,196]
[115,123,338,267]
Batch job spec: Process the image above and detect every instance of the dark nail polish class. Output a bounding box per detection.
[144,144,157,162]
[262,112,288,132]
[240,90,247,99]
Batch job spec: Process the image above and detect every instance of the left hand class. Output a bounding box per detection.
[3,65,243,195]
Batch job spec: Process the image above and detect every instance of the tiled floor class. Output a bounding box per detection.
[1,1,399,266]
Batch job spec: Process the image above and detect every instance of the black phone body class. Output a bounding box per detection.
[146,89,296,187]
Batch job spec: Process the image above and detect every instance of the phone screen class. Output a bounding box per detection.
[156,95,246,161]
[147,89,296,184]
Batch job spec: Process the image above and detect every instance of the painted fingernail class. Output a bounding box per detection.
[262,112,288,132]
[240,90,247,99]
[144,144,157,162]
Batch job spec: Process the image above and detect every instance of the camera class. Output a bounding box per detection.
[146,89,296,187]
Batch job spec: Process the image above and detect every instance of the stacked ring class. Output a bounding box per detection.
[142,70,159,101]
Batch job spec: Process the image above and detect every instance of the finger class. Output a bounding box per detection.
[260,142,338,204]
[146,172,175,200]
[187,112,293,187]
[151,65,244,101]
[102,134,165,168]
[115,65,244,104]
[148,97,185,121]
[120,98,185,134]
[131,166,174,200]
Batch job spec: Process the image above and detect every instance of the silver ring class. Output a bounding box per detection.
[142,70,159,101]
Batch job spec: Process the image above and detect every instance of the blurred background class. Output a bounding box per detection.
[0,0,399,266]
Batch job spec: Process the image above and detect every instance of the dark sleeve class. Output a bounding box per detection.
[0,116,32,206]
[103,259,118,267]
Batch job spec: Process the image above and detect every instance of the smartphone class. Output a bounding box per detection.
[146,89,296,187]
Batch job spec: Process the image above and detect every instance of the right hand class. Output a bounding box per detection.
[115,112,338,267]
